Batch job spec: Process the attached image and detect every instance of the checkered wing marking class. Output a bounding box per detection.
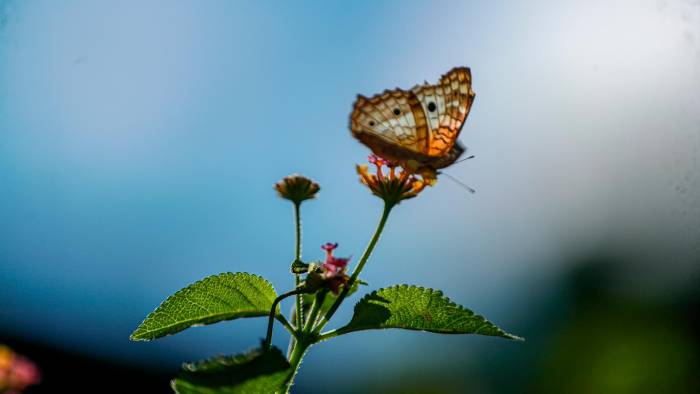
[413,67,475,157]
[350,89,428,155]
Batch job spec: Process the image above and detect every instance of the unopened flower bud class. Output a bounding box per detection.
[302,269,325,292]
[290,260,309,274]
[274,174,320,204]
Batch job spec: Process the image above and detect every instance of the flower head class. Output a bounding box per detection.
[304,243,351,294]
[357,154,430,205]
[274,174,320,204]
[0,345,41,393]
[323,255,349,274]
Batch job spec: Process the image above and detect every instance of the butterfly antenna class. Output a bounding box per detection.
[440,172,476,194]
[453,155,475,165]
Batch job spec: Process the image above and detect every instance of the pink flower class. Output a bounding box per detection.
[9,357,40,390]
[321,242,338,254]
[0,345,41,393]
[367,154,387,167]
[307,243,352,295]
[323,256,349,275]
[321,242,348,274]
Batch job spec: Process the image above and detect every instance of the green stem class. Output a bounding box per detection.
[264,289,304,351]
[293,202,304,331]
[294,202,302,261]
[315,328,341,342]
[286,303,297,357]
[280,202,394,392]
[303,290,327,333]
[276,314,297,338]
[282,339,311,393]
[314,202,394,332]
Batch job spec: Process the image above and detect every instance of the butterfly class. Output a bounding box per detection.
[350,67,475,180]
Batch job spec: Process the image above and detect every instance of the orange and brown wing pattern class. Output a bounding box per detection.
[412,67,475,157]
[350,89,430,161]
[351,67,475,165]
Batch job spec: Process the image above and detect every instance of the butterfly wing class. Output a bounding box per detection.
[350,89,431,162]
[351,67,475,169]
[412,67,475,157]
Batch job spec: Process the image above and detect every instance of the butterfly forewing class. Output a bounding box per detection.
[432,67,474,156]
[412,85,441,135]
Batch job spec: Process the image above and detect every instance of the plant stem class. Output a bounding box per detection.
[276,314,297,338]
[315,328,340,342]
[282,339,311,393]
[302,290,327,333]
[264,289,304,351]
[314,202,394,332]
[281,203,394,391]
[294,202,302,261]
[293,202,304,331]
[286,303,297,358]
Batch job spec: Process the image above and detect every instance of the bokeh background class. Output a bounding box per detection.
[1,0,699,393]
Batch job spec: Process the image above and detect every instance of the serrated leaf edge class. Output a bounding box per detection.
[170,346,290,394]
[130,272,278,341]
[338,284,523,340]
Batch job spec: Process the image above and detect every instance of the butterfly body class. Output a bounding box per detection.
[350,67,475,178]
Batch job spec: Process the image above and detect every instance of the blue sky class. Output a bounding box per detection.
[1,0,698,387]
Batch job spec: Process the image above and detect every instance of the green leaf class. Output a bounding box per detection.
[172,346,291,394]
[131,273,278,341]
[334,285,522,340]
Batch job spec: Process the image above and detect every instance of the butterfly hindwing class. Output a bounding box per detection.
[351,89,429,157]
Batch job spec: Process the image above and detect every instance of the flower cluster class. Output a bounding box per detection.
[0,345,41,394]
[304,243,351,294]
[274,174,320,204]
[357,155,432,205]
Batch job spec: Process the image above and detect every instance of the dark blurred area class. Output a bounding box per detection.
[6,253,697,393]
[298,254,700,394]
[1,336,171,394]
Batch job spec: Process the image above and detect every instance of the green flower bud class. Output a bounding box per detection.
[274,174,320,204]
[291,260,310,274]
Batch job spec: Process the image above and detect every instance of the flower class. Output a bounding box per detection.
[0,345,41,393]
[274,174,320,204]
[356,154,430,205]
[321,242,338,254]
[304,243,351,294]
[323,254,349,277]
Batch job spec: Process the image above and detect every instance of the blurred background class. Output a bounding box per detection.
[1,0,698,393]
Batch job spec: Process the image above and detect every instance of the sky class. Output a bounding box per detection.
[1,0,698,387]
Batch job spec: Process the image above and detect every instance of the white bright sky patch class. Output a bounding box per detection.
[377,0,700,291]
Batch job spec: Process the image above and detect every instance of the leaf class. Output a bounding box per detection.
[172,346,291,394]
[131,273,278,341]
[334,285,522,340]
